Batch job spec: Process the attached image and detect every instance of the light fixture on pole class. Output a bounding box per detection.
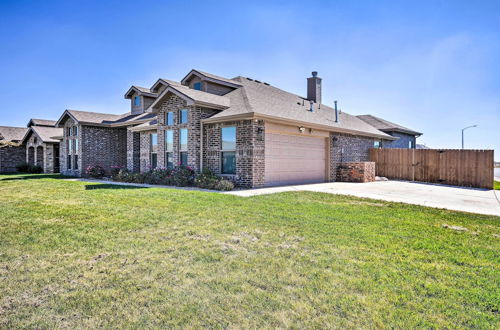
[461,125,477,149]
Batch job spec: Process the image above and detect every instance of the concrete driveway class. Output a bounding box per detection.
[227,181,500,217]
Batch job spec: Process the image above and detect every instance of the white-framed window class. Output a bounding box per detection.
[221,126,236,174]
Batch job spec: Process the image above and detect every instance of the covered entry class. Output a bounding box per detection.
[264,123,328,186]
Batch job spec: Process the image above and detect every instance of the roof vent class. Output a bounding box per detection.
[246,77,254,81]
[309,100,314,112]
[255,80,261,83]
[264,82,270,86]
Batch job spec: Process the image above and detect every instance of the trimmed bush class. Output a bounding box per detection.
[86,165,106,179]
[214,179,234,191]
[195,168,220,189]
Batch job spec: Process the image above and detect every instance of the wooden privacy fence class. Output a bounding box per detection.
[369,149,494,189]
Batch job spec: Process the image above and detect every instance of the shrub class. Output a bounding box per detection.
[86,165,106,179]
[172,166,195,187]
[15,162,43,173]
[110,166,122,177]
[16,162,31,173]
[195,168,220,189]
[214,179,234,191]
[29,165,43,173]
[144,168,173,185]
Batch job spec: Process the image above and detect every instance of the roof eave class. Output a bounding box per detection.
[203,112,397,140]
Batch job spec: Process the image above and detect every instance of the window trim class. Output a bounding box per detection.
[150,133,158,169]
[180,109,188,124]
[166,111,174,126]
[134,95,141,106]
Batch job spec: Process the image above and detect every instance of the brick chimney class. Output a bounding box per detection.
[307,71,322,104]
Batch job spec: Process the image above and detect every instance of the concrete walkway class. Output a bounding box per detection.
[226,181,500,217]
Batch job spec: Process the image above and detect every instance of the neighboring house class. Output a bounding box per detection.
[125,70,396,187]
[357,114,422,149]
[416,144,430,149]
[21,119,63,173]
[55,109,156,176]
[0,126,28,173]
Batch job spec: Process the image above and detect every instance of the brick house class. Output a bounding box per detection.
[49,69,423,187]
[54,109,156,176]
[357,115,422,149]
[124,70,400,187]
[21,119,63,173]
[0,126,28,173]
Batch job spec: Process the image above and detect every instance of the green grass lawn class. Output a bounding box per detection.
[1,174,499,328]
[495,181,500,190]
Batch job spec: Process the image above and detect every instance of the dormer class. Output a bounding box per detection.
[124,86,158,115]
[180,69,241,96]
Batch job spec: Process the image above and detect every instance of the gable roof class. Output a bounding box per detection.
[56,110,123,127]
[202,76,394,140]
[27,119,57,127]
[0,126,29,143]
[357,115,422,136]
[150,78,183,93]
[23,126,63,144]
[181,69,242,88]
[124,85,158,99]
[150,84,230,111]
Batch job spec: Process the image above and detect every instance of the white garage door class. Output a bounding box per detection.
[265,133,327,186]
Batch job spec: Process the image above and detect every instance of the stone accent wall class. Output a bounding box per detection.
[81,126,127,176]
[139,131,152,172]
[337,161,375,183]
[329,133,375,181]
[60,118,82,176]
[203,120,265,188]
[25,134,58,173]
[126,130,140,172]
[382,131,416,149]
[0,145,26,173]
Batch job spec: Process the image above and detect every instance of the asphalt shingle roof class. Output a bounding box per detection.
[357,115,422,136]
[30,126,63,143]
[205,77,393,139]
[0,126,29,143]
[28,119,57,127]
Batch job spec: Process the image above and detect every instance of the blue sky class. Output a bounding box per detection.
[1,0,499,159]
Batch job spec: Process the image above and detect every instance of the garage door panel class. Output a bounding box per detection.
[265,133,327,186]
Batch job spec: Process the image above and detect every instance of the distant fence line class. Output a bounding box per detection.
[369,149,494,189]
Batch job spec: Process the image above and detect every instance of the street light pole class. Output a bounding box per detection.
[461,125,478,149]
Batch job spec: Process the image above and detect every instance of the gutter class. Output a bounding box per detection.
[202,112,397,140]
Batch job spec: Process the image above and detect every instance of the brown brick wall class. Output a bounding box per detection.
[0,144,26,173]
[337,161,375,183]
[81,125,127,176]
[329,133,375,181]
[203,119,265,187]
[60,118,127,176]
